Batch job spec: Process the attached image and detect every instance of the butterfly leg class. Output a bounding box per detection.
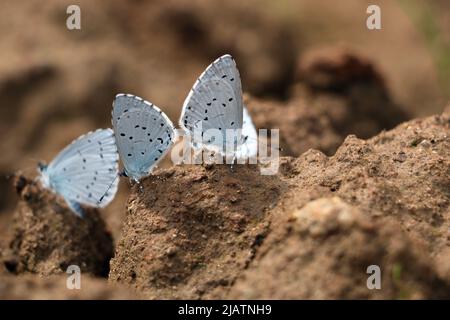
[229,154,237,173]
[133,178,144,193]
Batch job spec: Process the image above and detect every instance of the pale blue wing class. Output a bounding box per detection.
[180,54,243,155]
[44,129,119,215]
[235,106,258,160]
[67,200,85,218]
[112,93,147,130]
[201,54,243,110]
[113,94,176,181]
[50,128,117,169]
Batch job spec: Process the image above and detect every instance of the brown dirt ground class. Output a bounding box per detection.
[109,164,285,299]
[108,109,450,299]
[228,197,449,299]
[3,176,113,277]
[247,48,408,156]
[1,101,449,300]
[0,274,139,299]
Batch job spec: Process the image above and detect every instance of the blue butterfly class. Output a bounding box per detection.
[179,54,257,162]
[38,128,119,217]
[112,94,177,182]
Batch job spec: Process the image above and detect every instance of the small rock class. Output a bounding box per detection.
[292,197,357,237]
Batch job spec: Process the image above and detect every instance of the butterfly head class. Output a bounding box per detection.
[37,161,50,188]
[37,161,48,173]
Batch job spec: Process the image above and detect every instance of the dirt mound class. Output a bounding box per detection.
[109,165,285,299]
[247,48,409,157]
[228,197,449,299]
[296,46,385,92]
[110,110,449,299]
[2,176,113,277]
[0,274,139,299]
[246,95,343,156]
[287,111,450,259]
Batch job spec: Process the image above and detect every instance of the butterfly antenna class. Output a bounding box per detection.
[18,156,44,178]
[17,160,40,176]
[25,156,40,164]
[98,174,119,204]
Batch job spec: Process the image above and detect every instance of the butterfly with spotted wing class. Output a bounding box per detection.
[179,54,257,163]
[38,128,119,217]
[112,93,177,182]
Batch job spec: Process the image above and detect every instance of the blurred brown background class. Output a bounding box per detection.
[0,0,449,237]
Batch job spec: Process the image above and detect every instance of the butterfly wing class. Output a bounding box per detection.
[180,54,243,155]
[113,94,176,181]
[236,106,258,160]
[45,129,119,215]
[112,93,147,130]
